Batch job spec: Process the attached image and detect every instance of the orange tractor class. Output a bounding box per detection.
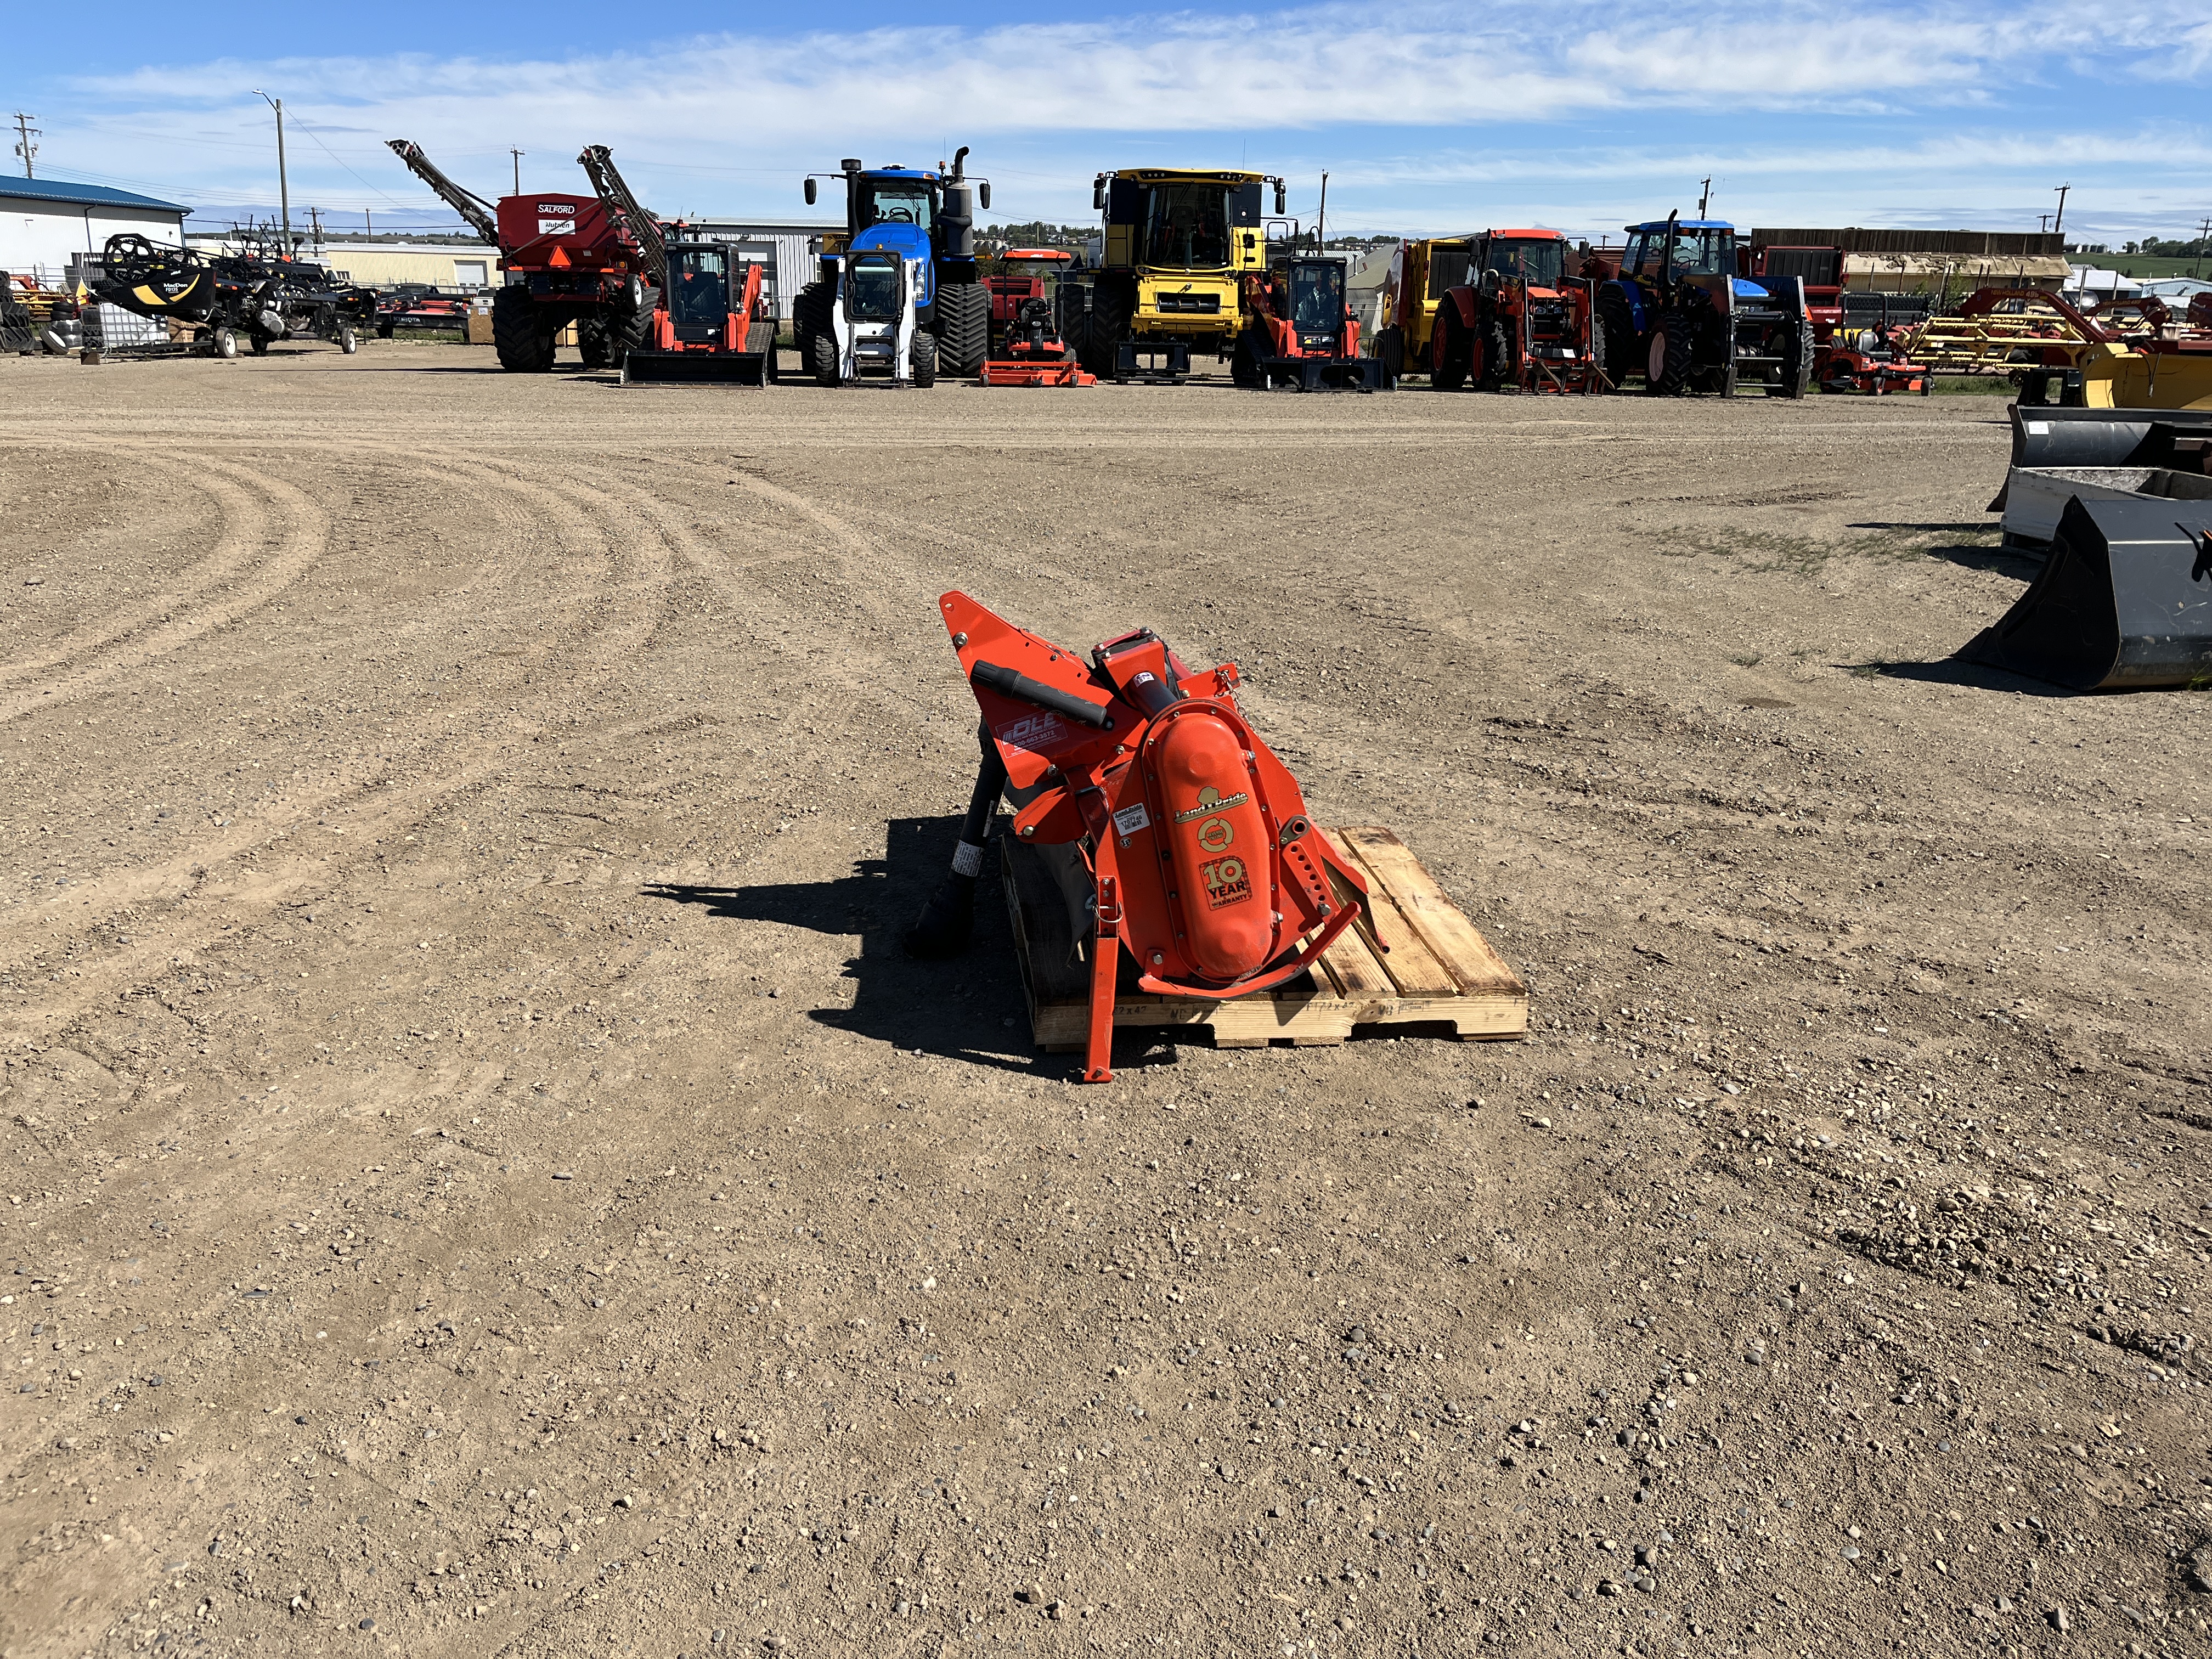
[1424,228,1600,393]
[978,248,1094,386]
[904,594,1375,1082]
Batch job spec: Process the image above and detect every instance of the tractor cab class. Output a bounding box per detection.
[662,242,740,342]
[1475,232,1567,292]
[1622,220,1738,281]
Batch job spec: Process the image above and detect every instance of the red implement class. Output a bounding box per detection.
[937,592,1370,1082]
[978,359,1096,387]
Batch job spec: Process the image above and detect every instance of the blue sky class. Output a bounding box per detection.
[9,2,2212,245]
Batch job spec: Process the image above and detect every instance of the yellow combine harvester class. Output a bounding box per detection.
[1071,167,1284,381]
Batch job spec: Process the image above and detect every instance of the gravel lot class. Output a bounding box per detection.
[2,342,2208,1658]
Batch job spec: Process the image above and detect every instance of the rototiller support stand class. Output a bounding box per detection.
[905,593,1376,1082]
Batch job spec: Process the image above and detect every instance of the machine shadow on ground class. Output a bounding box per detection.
[1849,657,2074,695]
[644,816,1057,1077]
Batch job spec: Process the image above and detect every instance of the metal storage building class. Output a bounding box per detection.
[0,178,190,287]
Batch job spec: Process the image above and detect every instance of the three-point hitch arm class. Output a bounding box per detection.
[575,144,667,292]
[383,139,502,249]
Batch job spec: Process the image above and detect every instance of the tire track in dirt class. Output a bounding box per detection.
[0,447,264,695]
[0,708,716,1044]
[0,458,326,725]
[0,449,686,1036]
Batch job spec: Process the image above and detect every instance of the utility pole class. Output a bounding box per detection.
[10,111,37,178]
[511,148,524,195]
[1697,177,1712,218]
[251,91,292,251]
[365,207,373,239]
[2194,216,2210,280]
[2038,214,2052,233]
[307,205,323,253]
[1316,172,1328,249]
[2052,183,2070,242]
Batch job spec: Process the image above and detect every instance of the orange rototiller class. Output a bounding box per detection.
[905,592,1374,1082]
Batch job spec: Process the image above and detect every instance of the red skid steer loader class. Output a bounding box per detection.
[1232,253,1391,392]
[620,243,777,386]
[902,593,1374,1082]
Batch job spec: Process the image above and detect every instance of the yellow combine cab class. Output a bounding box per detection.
[1374,236,1475,379]
[1071,167,1284,381]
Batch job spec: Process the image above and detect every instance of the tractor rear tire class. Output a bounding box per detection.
[1476,314,1512,392]
[1375,323,1405,381]
[1775,317,1810,398]
[792,281,833,378]
[1431,310,1467,391]
[935,280,989,377]
[492,285,555,373]
[1082,279,1133,379]
[1231,331,1261,389]
[1596,286,1638,387]
[577,316,615,369]
[809,328,841,387]
[1650,309,1692,395]
[911,329,938,388]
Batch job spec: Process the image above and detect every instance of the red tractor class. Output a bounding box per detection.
[1231,253,1390,391]
[1429,228,1599,393]
[386,139,657,373]
[979,249,1093,386]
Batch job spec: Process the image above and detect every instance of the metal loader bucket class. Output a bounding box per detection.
[1965,495,2212,690]
[620,348,772,386]
[2008,405,2212,471]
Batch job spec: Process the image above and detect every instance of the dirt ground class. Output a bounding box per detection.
[2,342,2208,1659]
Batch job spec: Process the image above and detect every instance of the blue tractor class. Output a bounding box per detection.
[794,148,992,386]
[1595,213,1809,397]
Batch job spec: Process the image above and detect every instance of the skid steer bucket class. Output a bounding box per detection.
[1965,496,2212,690]
[622,342,773,385]
[1252,354,1391,392]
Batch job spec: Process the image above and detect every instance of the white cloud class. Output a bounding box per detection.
[30,1,2212,235]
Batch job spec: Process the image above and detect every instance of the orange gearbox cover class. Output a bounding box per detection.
[1149,709,1277,982]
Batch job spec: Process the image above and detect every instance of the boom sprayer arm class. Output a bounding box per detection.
[384,139,501,248]
[575,144,667,292]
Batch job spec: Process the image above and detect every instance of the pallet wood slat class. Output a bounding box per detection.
[1335,826,1525,995]
[1003,823,1528,1051]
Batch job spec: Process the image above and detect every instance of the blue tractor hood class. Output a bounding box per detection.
[1731,276,1772,301]
[850,221,935,304]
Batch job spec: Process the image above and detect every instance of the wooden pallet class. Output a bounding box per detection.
[1001,824,1528,1051]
